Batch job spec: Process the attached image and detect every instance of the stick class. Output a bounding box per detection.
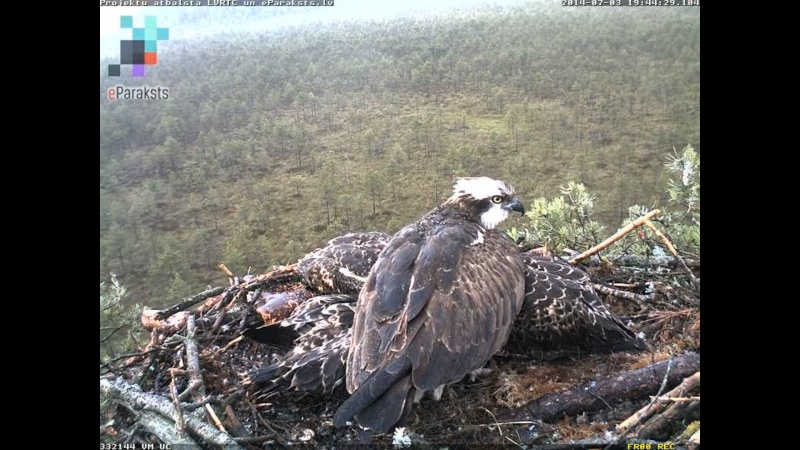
[616,371,700,434]
[169,370,185,434]
[100,325,127,344]
[643,219,700,289]
[569,209,661,265]
[641,220,673,255]
[499,352,700,424]
[224,405,250,438]
[591,283,652,307]
[650,396,700,402]
[636,398,699,439]
[602,255,699,269]
[219,263,235,279]
[214,336,245,356]
[141,310,190,333]
[233,435,273,444]
[610,357,673,443]
[132,409,199,446]
[100,377,243,448]
[206,403,226,432]
[177,380,202,402]
[156,287,226,320]
[183,315,207,403]
[182,396,215,411]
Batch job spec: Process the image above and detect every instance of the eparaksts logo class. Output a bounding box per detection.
[108,16,169,77]
[107,85,170,100]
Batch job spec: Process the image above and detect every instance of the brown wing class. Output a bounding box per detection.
[244,294,355,393]
[298,232,390,295]
[337,225,524,432]
[509,256,647,354]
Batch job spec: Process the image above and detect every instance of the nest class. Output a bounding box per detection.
[100,229,700,448]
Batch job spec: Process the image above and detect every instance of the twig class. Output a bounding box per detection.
[223,405,250,438]
[101,348,159,374]
[219,263,236,279]
[478,421,537,426]
[642,219,677,255]
[591,283,652,307]
[616,371,699,435]
[233,435,273,444]
[100,325,127,344]
[481,407,524,448]
[612,358,674,438]
[214,335,245,356]
[481,407,504,438]
[169,369,186,434]
[650,396,700,402]
[137,331,162,387]
[570,209,661,265]
[206,403,226,432]
[177,380,202,401]
[587,389,613,411]
[247,401,284,436]
[183,396,215,411]
[655,357,673,397]
[599,255,700,269]
[636,398,699,439]
[156,286,226,320]
[210,290,246,336]
[643,219,699,289]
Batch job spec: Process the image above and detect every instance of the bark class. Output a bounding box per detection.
[499,352,700,423]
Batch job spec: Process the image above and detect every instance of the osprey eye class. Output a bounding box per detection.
[491,196,503,204]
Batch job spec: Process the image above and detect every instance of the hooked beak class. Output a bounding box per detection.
[506,198,525,215]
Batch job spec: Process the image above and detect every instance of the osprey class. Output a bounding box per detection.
[246,241,647,398]
[332,177,526,433]
[297,231,388,295]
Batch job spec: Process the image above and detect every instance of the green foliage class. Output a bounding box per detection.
[519,181,606,253]
[613,145,700,257]
[659,144,700,255]
[100,274,143,363]
[515,145,700,258]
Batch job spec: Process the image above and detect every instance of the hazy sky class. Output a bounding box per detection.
[99,0,523,60]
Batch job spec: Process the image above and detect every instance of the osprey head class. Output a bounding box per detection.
[446,177,525,229]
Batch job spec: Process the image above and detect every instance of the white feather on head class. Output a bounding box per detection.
[449,177,513,201]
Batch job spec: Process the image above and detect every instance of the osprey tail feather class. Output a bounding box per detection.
[332,357,414,432]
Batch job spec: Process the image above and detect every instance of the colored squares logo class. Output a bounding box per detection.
[108,16,169,77]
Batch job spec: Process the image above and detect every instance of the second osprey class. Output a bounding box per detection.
[333,177,526,433]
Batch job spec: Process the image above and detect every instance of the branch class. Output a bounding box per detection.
[498,352,700,424]
[141,310,190,333]
[643,219,700,290]
[100,377,243,448]
[616,371,700,436]
[591,283,652,307]
[134,408,198,446]
[570,209,661,265]
[650,396,700,402]
[156,286,226,321]
[169,370,186,435]
[219,263,236,279]
[183,315,207,403]
[605,255,699,269]
[100,325,127,344]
